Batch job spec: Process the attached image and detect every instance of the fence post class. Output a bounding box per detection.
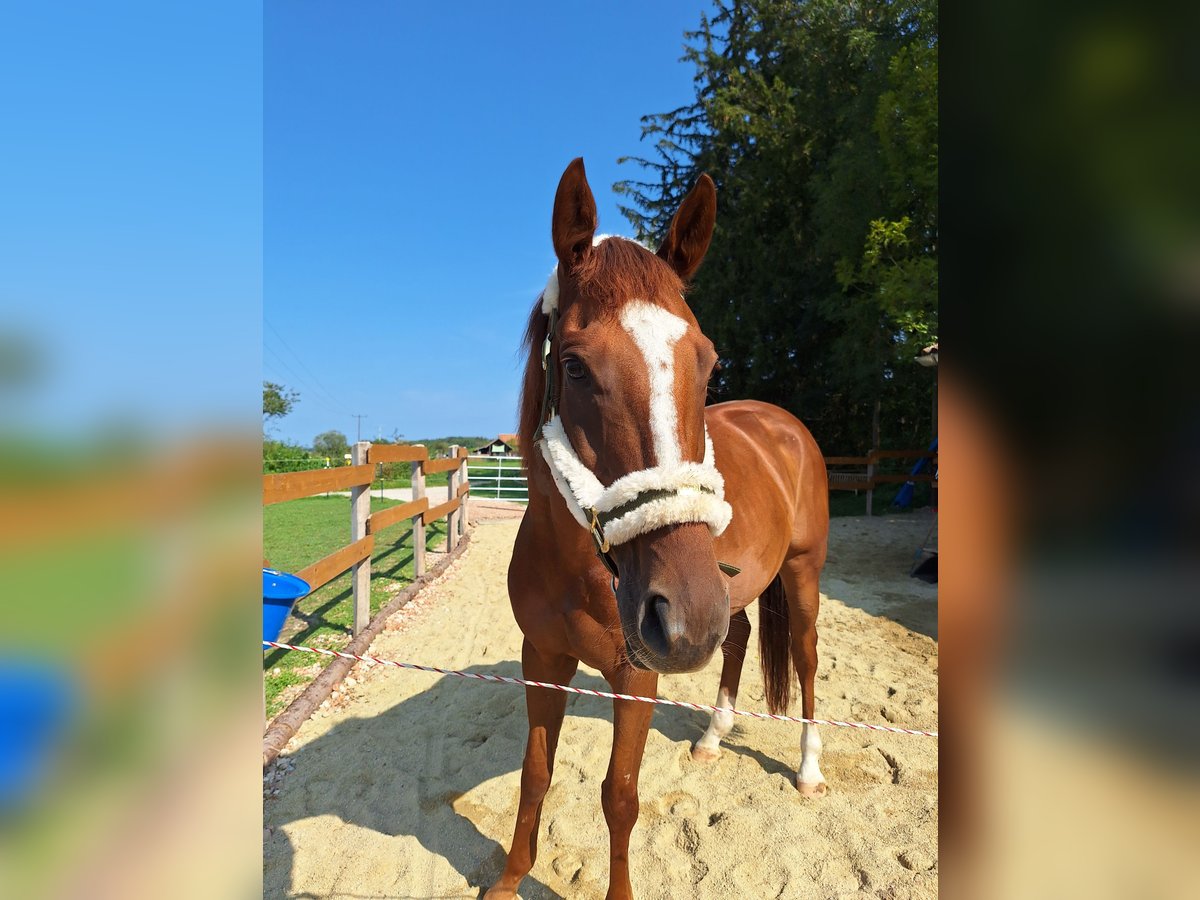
[867,398,881,516]
[350,441,371,636]
[458,449,469,530]
[865,450,876,517]
[446,445,460,552]
[412,450,426,577]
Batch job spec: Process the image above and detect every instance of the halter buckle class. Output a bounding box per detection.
[587,507,611,555]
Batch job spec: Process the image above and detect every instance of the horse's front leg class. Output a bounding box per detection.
[484,639,578,900]
[600,666,658,900]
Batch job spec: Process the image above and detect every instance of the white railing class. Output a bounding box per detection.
[466,454,528,503]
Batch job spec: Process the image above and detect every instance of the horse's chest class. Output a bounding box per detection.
[510,582,622,671]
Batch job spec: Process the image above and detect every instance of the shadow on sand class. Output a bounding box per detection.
[264,661,786,900]
[821,515,939,640]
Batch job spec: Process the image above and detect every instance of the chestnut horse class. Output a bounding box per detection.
[485,159,829,900]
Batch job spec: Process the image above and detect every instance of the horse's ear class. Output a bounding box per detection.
[657,174,716,282]
[552,157,598,270]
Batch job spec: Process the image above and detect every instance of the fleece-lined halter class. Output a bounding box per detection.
[533,238,736,580]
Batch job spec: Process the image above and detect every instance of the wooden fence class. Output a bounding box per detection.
[263,440,931,638]
[262,442,470,636]
[824,449,937,515]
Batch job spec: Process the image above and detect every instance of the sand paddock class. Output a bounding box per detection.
[264,512,938,899]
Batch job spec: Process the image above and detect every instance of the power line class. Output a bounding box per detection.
[264,348,351,418]
[264,319,354,414]
[264,352,370,444]
[264,346,344,414]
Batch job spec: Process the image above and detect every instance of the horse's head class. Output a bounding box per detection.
[523,158,731,674]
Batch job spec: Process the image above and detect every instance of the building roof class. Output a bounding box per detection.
[471,434,521,454]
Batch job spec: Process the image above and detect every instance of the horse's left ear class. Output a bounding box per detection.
[657,174,716,282]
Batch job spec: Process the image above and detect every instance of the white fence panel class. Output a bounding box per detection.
[466,454,528,503]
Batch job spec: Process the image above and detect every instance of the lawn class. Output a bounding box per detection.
[828,480,934,517]
[262,494,448,717]
[372,470,450,489]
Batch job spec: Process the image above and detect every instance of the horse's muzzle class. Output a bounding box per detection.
[611,521,730,673]
[623,588,729,674]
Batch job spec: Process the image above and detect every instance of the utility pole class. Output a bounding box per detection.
[352,414,366,443]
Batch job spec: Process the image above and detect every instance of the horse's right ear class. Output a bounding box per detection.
[552,158,598,270]
[657,173,716,282]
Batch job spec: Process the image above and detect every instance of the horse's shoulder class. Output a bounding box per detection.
[705,400,813,441]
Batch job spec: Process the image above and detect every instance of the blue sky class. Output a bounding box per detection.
[265,1,714,446]
[1,2,261,438]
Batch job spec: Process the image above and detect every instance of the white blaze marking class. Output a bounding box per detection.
[619,301,688,467]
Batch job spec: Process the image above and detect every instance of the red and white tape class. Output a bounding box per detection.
[263,640,938,738]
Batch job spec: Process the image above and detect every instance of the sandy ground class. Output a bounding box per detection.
[264,512,938,899]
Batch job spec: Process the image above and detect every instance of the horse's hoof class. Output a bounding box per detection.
[482,886,519,900]
[690,745,721,763]
[797,780,827,798]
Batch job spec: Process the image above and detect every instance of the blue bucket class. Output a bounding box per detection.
[263,568,312,645]
[0,660,76,810]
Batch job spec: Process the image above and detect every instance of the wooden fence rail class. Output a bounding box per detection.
[263,465,374,506]
[824,448,937,515]
[262,442,470,636]
[264,440,930,637]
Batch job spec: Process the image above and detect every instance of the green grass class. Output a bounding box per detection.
[828,480,934,517]
[1,532,154,652]
[262,495,448,717]
[371,471,448,489]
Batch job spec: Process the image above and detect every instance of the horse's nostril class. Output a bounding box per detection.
[639,594,679,656]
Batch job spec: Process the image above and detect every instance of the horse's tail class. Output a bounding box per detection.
[758,573,793,715]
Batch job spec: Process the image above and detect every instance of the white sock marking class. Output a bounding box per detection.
[695,686,736,754]
[798,723,825,786]
[619,301,688,467]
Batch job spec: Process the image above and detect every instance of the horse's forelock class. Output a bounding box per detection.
[518,237,689,457]
[573,237,684,313]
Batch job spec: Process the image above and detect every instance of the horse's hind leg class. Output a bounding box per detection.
[781,556,826,797]
[691,608,751,763]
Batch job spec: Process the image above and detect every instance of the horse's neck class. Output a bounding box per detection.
[525,451,593,554]
[526,450,571,522]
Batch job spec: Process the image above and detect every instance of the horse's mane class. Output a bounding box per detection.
[517,238,684,460]
[517,300,552,463]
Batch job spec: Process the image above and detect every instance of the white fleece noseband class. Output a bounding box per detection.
[539,416,732,547]
[535,239,733,548]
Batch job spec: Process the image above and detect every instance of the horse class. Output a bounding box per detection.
[484,158,830,900]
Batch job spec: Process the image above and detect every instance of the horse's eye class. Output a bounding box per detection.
[563,357,587,380]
